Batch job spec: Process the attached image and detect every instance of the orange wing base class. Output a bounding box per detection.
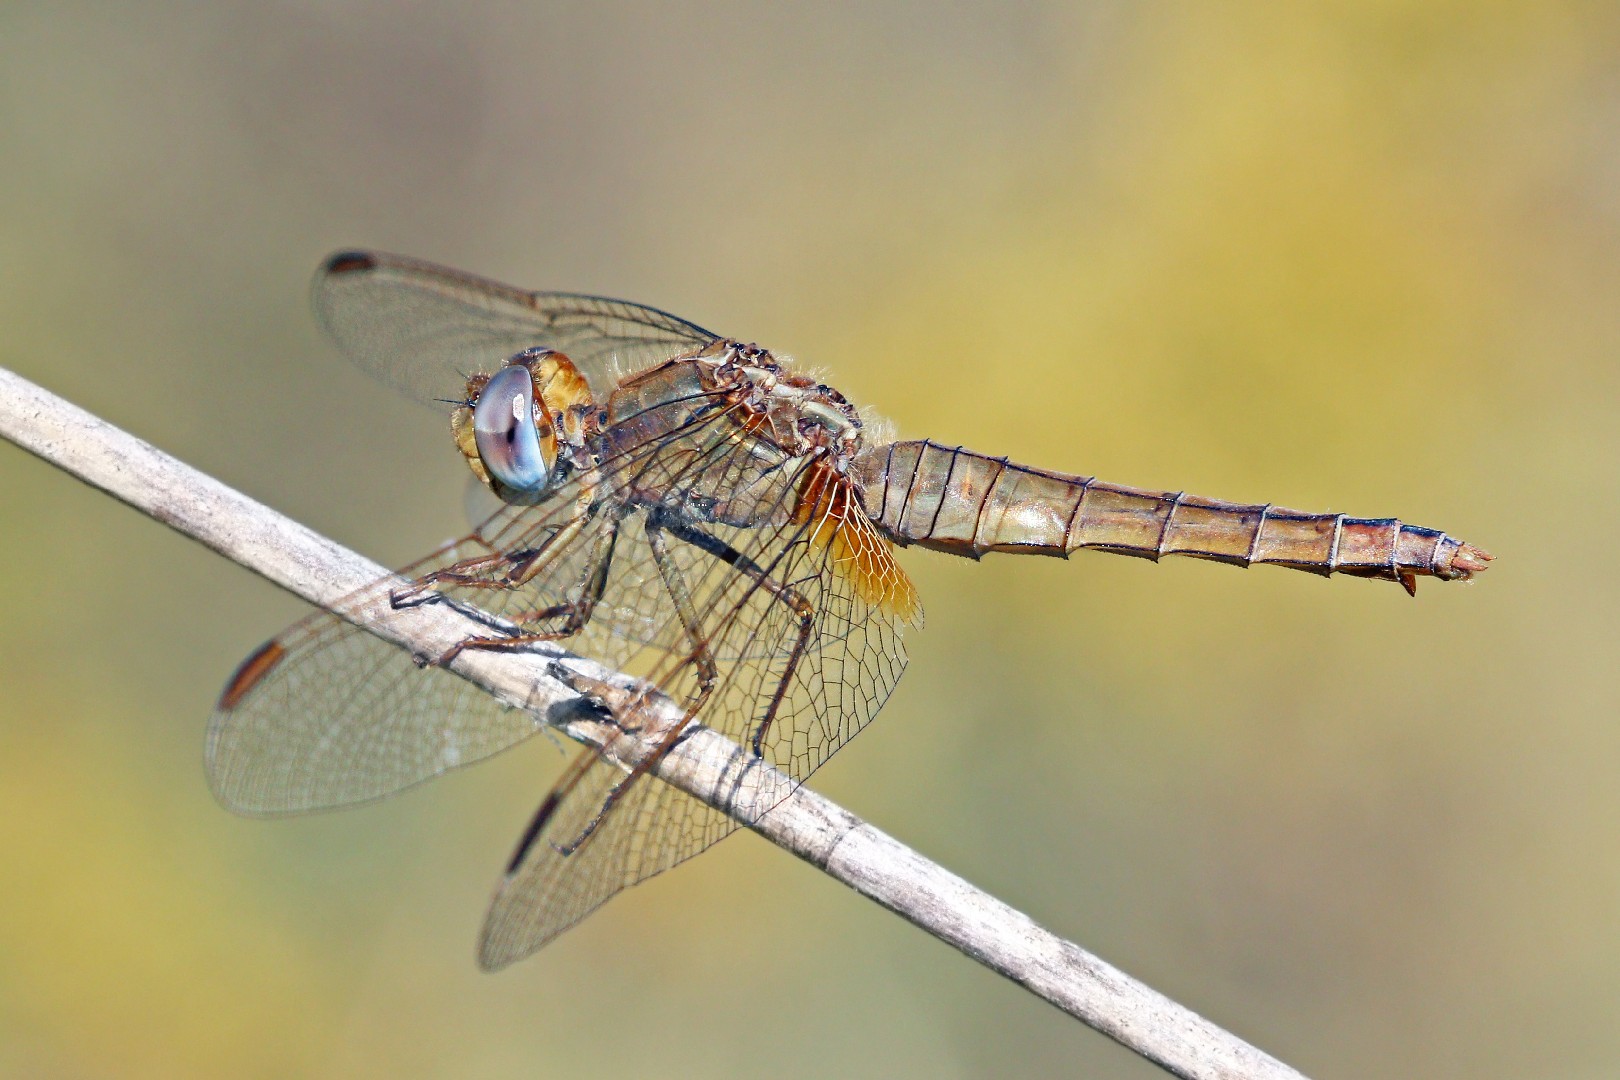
[797,461,921,625]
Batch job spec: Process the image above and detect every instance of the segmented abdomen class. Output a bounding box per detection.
[851,440,1491,593]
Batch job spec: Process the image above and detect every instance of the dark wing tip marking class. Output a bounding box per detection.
[505,791,563,876]
[217,639,286,711]
[322,250,378,276]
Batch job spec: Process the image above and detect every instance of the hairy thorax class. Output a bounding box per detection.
[600,340,868,530]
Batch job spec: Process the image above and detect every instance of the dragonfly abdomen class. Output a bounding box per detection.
[853,440,1491,593]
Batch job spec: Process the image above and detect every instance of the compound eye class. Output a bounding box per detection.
[472,364,550,496]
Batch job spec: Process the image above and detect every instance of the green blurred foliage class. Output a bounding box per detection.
[2,3,1616,1077]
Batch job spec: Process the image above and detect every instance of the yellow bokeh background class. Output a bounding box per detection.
[3,4,1616,1077]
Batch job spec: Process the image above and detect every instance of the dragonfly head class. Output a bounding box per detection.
[470,362,555,501]
[452,348,599,504]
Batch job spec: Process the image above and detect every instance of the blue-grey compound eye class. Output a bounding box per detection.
[472,365,549,496]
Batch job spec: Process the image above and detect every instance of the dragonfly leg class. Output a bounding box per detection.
[660,519,816,760]
[389,551,507,605]
[395,504,595,609]
[433,514,619,667]
[537,677,701,858]
[643,516,720,704]
[543,514,732,856]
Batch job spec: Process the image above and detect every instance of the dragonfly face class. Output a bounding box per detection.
[470,363,554,496]
[210,250,1490,971]
[452,346,600,504]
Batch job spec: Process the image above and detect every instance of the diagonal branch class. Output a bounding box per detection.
[0,365,1309,1080]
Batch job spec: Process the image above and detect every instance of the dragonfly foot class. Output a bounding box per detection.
[551,809,609,857]
[433,634,518,668]
[750,721,772,758]
[389,583,442,611]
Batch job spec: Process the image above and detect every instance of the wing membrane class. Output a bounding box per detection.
[312,250,720,406]
[206,534,548,815]
[477,749,735,970]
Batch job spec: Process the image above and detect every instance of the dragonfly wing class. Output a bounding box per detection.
[478,748,736,970]
[207,494,616,814]
[312,250,720,407]
[207,560,541,815]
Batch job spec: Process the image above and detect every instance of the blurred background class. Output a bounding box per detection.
[1,3,1615,1077]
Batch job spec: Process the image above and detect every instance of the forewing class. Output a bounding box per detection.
[312,250,720,406]
[207,489,615,814]
[208,536,539,814]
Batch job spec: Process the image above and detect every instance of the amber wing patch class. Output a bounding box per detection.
[796,462,921,624]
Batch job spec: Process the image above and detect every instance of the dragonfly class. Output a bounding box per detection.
[209,251,1493,971]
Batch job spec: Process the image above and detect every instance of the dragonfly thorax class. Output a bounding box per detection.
[707,342,865,466]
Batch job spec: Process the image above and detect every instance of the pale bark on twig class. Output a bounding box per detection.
[0,366,1309,1080]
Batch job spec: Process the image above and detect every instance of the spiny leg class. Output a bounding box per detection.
[429,512,619,667]
[660,519,816,759]
[548,512,730,856]
[644,515,720,704]
[394,496,595,609]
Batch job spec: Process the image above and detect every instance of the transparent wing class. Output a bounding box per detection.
[312,250,721,407]
[204,510,581,815]
[478,456,911,967]
[206,553,539,815]
[477,749,736,970]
